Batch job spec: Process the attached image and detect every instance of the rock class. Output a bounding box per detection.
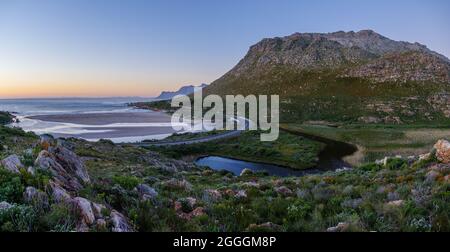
[39,134,55,150]
[52,146,90,183]
[110,210,133,232]
[235,190,247,199]
[1,155,23,173]
[242,181,260,188]
[327,222,350,232]
[0,201,13,211]
[419,153,432,161]
[386,200,404,207]
[247,222,283,232]
[203,189,222,203]
[190,207,206,218]
[434,139,450,164]
[49,181,72,203]
[135,184,158,201]
[92,202,107,219]
[275,186,293,197]
[73,197,95,226]
[23,186,49,208]
[35,149,88,192]
[163,178,193,191]
[27,166,36,176]
[240,168,253,176]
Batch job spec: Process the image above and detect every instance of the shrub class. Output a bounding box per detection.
[385,158,408,170]
[38,204,77,232]
[112,175,142,190]
[0,169,24,203]
[0,204,36,232]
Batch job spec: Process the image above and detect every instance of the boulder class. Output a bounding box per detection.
[0,201,13,211]
[73,197,95,226]
[52,146,90,183]
[110,210,133,232]
[327,222,350,232]
[247,222,283,232]
[135,184,158,201]
[386,200,405,207]
[235,190,247,199]
[434,139,450,164]
[275,186,293,197]
[1,155,23,173]
[49,181,72,204]
[163,178,193,191]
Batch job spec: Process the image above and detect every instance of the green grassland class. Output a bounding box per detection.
[147,130,325,170]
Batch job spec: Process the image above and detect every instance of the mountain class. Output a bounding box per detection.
[205,30,450,124]
[156,84,208,100]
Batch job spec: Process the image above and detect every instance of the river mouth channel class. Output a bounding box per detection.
[195,129,358,177]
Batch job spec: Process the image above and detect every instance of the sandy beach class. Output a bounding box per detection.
[24,111,177,142]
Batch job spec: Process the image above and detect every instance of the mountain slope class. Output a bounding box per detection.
[205,30,450,124]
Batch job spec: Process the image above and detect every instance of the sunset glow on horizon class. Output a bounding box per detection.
[1,0,449,99]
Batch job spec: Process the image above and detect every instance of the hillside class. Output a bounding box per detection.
[205,30,450,124]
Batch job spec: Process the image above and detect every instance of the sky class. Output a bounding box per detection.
[0,0,449,98]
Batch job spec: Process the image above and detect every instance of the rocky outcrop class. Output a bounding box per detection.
[1,155,23,173]
[434,140,450,164]
[35,145,90,192]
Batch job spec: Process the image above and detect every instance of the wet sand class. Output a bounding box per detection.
[28,111,172,125]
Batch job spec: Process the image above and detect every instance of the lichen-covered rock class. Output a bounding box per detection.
[434,139,450,164]
[1,154,23,173]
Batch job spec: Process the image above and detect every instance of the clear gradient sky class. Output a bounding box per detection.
[0,0,449,98]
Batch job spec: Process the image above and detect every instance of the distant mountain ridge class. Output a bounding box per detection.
[205,30,450,124]
[156,84,208,100]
